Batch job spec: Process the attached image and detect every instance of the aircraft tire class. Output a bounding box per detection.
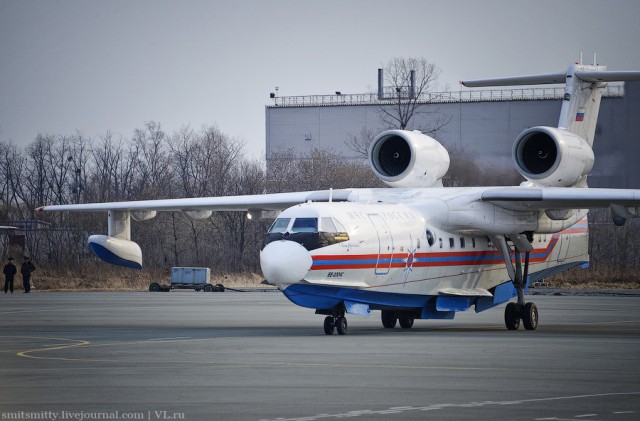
[522,302,539,330]
[336,317,348,335]
[399,317,414,329]
[504,302,520,330]
[381,310,397,328]
[323,316,335,335]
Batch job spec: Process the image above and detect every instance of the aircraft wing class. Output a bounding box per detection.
[481,187,640,211]
[36,189,353,213]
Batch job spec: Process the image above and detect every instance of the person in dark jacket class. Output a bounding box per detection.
[3,257,16,293]
[20,256,35,293]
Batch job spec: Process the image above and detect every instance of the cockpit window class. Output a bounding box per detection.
[262,216,349,252]
[268,218,291,233]
[291,218,318,233]
[320,217,337,233]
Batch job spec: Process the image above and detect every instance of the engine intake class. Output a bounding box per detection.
[513,127,594,187]
[369,130,450,188]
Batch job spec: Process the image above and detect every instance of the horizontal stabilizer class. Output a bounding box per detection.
[575,71,640,82]
[462,70,640,88]
[461,73,565,87]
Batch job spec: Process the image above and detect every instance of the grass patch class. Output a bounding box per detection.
[544,266,640,289]
[22,263,640,292]
[29,265,266,291]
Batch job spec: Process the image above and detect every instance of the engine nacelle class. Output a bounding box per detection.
[369,130,450,188]
[513,127,594,187]
[88,235,143,269]
[182,210,212,221]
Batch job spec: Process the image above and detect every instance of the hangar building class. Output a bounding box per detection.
[265,82,640,188]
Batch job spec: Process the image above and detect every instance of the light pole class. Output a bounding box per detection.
[67,156,82,204]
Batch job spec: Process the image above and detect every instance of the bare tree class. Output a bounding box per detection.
[267,147,382,192]
[346,57,452,158]
[131,121,174,199]
[0,141,26,219]
[88,132,136,202]
[344,127,376,159]
[377,57,451,131]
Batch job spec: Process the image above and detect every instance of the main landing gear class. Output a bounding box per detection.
[323,315,348,335]
[494,234,539,331]
[381,310,414,329]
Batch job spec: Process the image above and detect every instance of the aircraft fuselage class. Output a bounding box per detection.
[260,199,589,316]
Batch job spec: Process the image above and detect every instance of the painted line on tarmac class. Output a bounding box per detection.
[6,336,102,362]
[145,336,191,341]
[259,392,640,421]
[7,334,640,375]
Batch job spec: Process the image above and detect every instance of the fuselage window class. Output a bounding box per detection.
[269,218,291,233]
[426,229,435,246]
[472,237,476,248]
[460,237,465,248]
[449,238,454,248]
[291,218,318,233]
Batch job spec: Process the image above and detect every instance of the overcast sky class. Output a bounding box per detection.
[1,0,640,161]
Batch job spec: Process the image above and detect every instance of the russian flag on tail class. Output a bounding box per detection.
[576,112,585,122]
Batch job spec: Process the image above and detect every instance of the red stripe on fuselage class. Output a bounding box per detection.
[310,223,587,271]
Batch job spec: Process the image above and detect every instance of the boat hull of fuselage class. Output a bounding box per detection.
[278,219,589,316]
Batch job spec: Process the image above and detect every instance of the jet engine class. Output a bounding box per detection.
[512,126,594,187]
[369,130,450,188]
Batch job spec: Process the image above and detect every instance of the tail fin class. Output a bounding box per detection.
[461,62,640,148]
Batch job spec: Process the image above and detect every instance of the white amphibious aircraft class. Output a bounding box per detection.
[38,61,640,335]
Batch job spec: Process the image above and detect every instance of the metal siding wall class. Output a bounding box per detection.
[265,82,640,188]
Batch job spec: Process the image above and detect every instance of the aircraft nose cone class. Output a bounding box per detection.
[260,240,312,285]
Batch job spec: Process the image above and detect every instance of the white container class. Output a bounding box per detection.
[171,267,211,285]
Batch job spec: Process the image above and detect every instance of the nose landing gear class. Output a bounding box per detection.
[505,301,539,331]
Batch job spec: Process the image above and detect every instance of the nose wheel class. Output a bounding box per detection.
[323,316,348,335]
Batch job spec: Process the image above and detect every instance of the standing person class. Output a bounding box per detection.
[3,257,16,293]
[20,256,35,293]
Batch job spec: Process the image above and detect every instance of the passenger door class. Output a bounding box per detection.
[368,214,393,275]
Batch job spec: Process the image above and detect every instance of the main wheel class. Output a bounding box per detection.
[381,310,397,328]
[336,317,348,335]
[399,317,414,329]
[522,302,539,330]
[504,302,520,330]
[323,316,335,335]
